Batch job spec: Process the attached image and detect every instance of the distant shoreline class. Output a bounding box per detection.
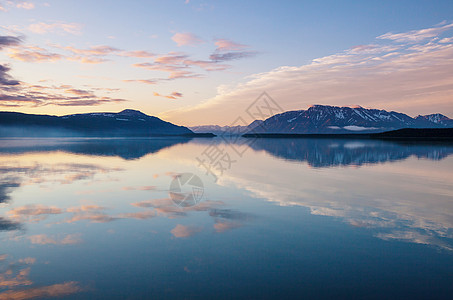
[242,128,453,140]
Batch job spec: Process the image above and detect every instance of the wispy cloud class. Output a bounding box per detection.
[7,45,63,62]
[119,50,155,58]
[209,51,257,62]
[172,32,204,47]
[164,22,453,124]
[0,82,127,107]
[61,45,120,56]
[28,233,82,245]
[153,91,183,99]
[16,1,34,10]
[8,204,62,222]
[122,79,158,85]
[28,22,83,35]
[378,22,453,43]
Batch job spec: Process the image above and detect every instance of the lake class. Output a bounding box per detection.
[0,137,452,299]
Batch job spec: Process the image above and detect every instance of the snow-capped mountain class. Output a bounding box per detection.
[251,105,453,134]
[415,113,453,127]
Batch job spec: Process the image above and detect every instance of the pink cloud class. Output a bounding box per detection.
[153,91,183,99]
[119,50,155,58]
[7,46,63,63]
[172,32,204,47]
[214,38,247,51]
[28,22,83,35]
[171,224,202,238]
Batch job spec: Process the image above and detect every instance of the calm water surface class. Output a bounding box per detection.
[0,137,452,299]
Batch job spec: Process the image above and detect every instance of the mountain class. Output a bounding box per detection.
[251,105,453,134]
[0,109,193,137]
[415,113,453,127]
[190,120,263,135]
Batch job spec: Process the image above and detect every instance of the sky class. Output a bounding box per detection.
[1,0,453,126]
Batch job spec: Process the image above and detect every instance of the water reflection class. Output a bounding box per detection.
[0,137,452,298]
[249,138,453,167]
[0,137,192,160]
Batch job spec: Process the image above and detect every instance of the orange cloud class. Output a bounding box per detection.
[123,79,158,85]
[0,281,83,299]
[153,92,183,100]
[7,47,63,63]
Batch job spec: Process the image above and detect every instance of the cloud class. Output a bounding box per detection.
[163,22,453,125]
[172,32,204,47]
[28,233,82,245]
[0,281,83,299]
[0,82,127,107]
[7,46,63,62]
[123,79,158,85]
[133,57,201,80]
[209,51,257,62]
[213,221,241,233]
[171,224,202,237]
[132,54,222,80]
[153,91,183,99]
[0,64,20,86]
[0,256,83,299]
[184,59,229,71]
[0,217,21,231]
[376,230,452,251]
[8,204,62,222]
[122,186,156,191]
[16,2,34,9]
[117,210,155,220]
[378,22,453,43]
[0,35,22,49]
[119,50,155,58]
[28,22,83,35]
[61,45,119,56]
[64,205,117,223]
[66,205,106,213]
[214,39,247,51]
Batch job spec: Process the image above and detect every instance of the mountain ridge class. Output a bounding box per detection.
[0,109,193,137]
[191,105,453,134]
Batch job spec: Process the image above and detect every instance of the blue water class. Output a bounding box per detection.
[0,137,452,299]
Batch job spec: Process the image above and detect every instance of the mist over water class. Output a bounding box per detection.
[0,137,452,299]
